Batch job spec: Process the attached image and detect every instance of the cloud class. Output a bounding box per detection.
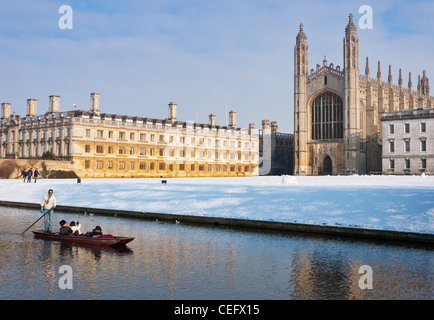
[0,0,433,133]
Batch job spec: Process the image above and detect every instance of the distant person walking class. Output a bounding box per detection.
[34,169,40,183]
[41,189,57,232]
[22,169,27,183]
[26,168,33,183]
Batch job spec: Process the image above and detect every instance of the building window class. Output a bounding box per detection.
[108,146,113,154]
[85,160,90,169]
[119,132,125,139]
[421,158,427,169]
[119,147,125,155]
[108,131,113,138]
[130,147,135,155]
[96,145,103,153]
[420,122,426,133]
[108,161,113,169]
[140,133,146,141]
[389,159,395,169]
[421,140,427,152]
[97,130,104,138]
[389,140,395,153]
[139,162,146,170]
[311,91,344,140]
[150,162,155,170]
[86,129,91,137]
[96,161,103,169]
[389,124,394,134]
[404,123,410,134]
[130,133,134,140]
[404,140,410,152]
[119,161,125,169]
[130,162,134,170]
[85,145,91,153]
[159,163,165,170]
[199,164,205,171]
[179,164,185,171]
[139,148,146,155]
[405,159,410,169]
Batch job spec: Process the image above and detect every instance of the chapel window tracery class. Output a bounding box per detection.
[311,91,343,140]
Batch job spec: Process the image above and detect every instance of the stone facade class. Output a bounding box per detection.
[1,94,259,178]
[294,14,434,175]
[381,100,434,175]
[259,120,293,175]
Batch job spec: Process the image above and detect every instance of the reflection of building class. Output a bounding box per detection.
[294,14,434,175]
[0,94,259,178]
[259,120,294,175]
[381,99,434,175]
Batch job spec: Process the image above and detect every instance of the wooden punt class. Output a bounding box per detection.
[33,231,134,247]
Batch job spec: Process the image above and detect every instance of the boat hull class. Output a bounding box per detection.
[33,231,134,247]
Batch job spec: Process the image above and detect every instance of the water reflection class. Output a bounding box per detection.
[0,206,432,300]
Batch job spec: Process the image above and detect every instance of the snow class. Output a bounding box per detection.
[0,175,433,234]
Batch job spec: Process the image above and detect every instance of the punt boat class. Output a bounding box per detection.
[33,231,134,247]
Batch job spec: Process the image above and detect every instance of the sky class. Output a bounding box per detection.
[0,0,433,133]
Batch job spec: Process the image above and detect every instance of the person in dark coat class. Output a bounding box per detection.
[22,169,27,182]
[59,220,72,235]
[26,168,33,183]
[34,168,39,183]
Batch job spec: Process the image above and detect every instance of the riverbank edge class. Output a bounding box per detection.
[2,200,433,244]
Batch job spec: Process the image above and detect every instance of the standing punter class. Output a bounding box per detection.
[41,189,57,232]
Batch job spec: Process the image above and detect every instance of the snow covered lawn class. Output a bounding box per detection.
[0,175,433,234]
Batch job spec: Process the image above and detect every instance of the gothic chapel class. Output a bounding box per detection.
[293,14,433,175]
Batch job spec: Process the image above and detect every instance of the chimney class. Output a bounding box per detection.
[229,110,236,128]
[249,123,255,135]
[262,120,270,135]
[26,99,37,117]
[271,121,278,134]
[209,114,216,126]
[418,98,425,110]
[49,95,60,114]
[90,93,100,113]
[1,103,11,119]
[168,102,177,121]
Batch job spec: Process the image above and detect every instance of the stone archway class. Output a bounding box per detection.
[321,155,333,175]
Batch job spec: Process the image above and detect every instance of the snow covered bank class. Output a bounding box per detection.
[0,175,433,234]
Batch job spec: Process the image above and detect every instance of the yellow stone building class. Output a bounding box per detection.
[0,93,259,178]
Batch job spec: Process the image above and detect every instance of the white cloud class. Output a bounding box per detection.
[0,0,432,133]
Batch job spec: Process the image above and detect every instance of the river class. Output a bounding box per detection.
[0,206,432,300]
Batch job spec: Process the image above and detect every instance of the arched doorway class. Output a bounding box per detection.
[321,155,333,175]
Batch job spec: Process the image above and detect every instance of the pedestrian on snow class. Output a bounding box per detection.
[34,168,39,183]
[26,168,33,183]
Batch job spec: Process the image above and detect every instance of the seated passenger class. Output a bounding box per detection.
[91,226,103,237]
[70,221,81,236]
[59,220,73,235]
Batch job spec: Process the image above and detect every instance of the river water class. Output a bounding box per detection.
[0,206,432,300]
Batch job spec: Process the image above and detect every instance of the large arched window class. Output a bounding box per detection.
[311,91,343,140]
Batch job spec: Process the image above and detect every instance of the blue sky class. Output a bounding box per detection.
[0,0,433,133]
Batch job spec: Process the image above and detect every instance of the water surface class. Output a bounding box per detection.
[0,207,432,300]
